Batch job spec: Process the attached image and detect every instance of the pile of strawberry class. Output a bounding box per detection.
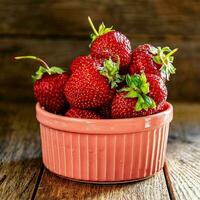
[15,17,177,119]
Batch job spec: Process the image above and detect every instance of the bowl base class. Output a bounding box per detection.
[44,165,157,184]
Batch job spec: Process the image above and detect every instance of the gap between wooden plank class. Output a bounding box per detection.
[163,161,176,200]
[31,164,44,200]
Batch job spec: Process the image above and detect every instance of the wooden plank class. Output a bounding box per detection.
[0,102,42,200]
[35,169,170,200]
[0,38,200,102]
[0,0,199,38]
[166,104,200,200]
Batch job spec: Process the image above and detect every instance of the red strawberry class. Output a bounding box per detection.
[112,93,153,118]
[146,74,167,106]
[70,55,94,73]
[64,57,123,109]
[157,101,169,112]
[65,108,101,119]
[88,17,132,70]
[129,44,178,80]
[112,73,167,118]
[15,56,68,113]
[70,55,106,75]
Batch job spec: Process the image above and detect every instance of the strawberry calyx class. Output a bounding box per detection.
[88,16,114,44]
[150,46,178,80]
[120,73,156,111]
[99,57,124,89]
[31,66,65,82]
[15,56,65,82]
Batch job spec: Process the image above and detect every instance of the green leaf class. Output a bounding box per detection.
[125,90,138,98]
[142,103,149,111]
[134,94,157,112]
[32,66,47,82]
[141,83,149,94]
[50,66,65,74]
[143,95,157,109]
[124,73,151,96]
[162,46,171,52]
[168,63,176,74]
[98,23,105,33]
[119,87,131,92]
[143,95,153,106]
[140,72,147,83]
[131,75,141,88]
[153,55,162,64]
[135,100,142,111]
[31,66,65,82]
[88,17,114,44]
[169,56,174,62]
[155,46,178,80]
[116,74,125,82]
[125,74,132,86]
[111,82,117,89]
[138,94,145,104]
[100,57,123,88]
[152,99,156,109]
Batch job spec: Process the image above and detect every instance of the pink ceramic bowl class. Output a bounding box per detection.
[36,102,173,183]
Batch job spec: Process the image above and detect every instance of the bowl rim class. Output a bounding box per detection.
[36,102,173,122]
[36,102,173,134]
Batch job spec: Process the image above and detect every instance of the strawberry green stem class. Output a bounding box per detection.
[88,16,99,36]
[15,56,50,70]
[120,73,156,111]
[163,48,178,62]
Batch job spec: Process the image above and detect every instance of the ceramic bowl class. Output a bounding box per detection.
[36,102,173,183]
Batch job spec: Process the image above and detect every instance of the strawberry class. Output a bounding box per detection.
[112,93,153,118]
[112,73,167,118]
[88,17,132,70]
[129,44,178,80]
[64,57,123,109]
[65,108,101,119]
[70,55,106,75]
[145,74,167,106]
[157,101,169,112]
[15,56,68,113]
[70,55,94,73]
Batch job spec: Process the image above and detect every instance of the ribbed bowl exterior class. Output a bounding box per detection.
[36,103,173,182]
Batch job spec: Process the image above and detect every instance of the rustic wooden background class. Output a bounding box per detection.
[0,0,200,103]
[0,1,200,199]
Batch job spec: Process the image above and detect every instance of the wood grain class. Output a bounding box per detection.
[1,38,200,103]
[35,169,170,200]
[166,104,200,200]
[0,0,199,38]
[0,103,42,200]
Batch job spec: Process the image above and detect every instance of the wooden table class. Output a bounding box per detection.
[0,102,199,200]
